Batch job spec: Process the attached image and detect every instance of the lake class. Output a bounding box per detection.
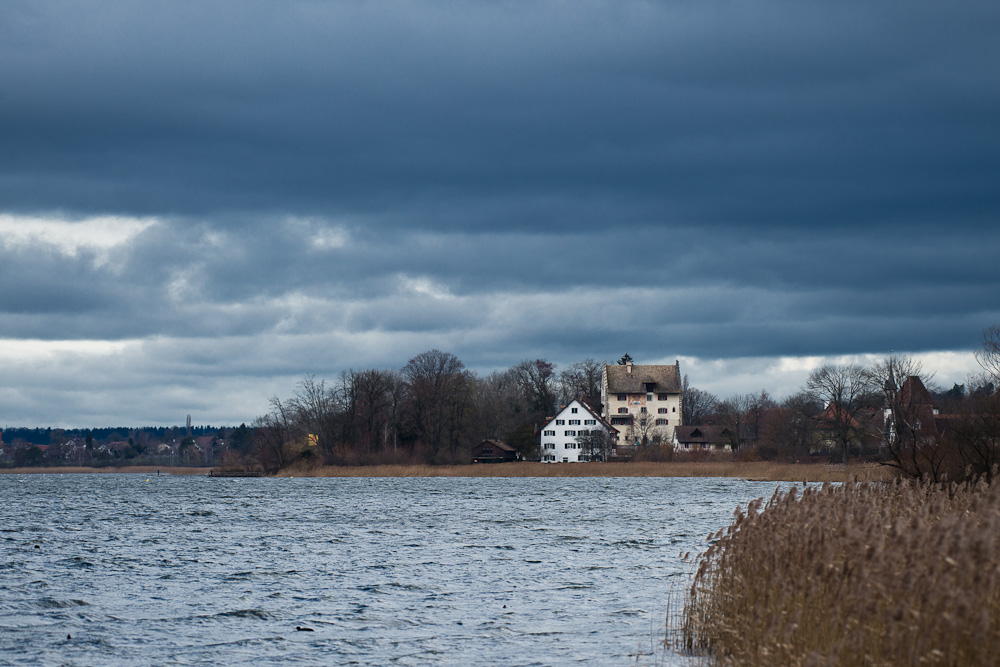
[0,474,787,666]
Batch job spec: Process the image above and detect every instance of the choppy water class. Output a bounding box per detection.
[0,474,786,666]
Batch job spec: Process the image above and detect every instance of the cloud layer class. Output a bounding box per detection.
[1,0,997,425]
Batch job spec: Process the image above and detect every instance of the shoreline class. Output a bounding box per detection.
[1,466,211,476]
[1,461,891,482]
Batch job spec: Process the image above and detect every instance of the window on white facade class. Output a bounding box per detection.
[571,407,578,413]
[584,419,596,425]
[656,419,668,425]
[544,454,556,461]
[673,407,676,412]
[658,408,667,414]
[618,407,628,414]
[658,393,668,400]
[617,394,626,401]
[543,430,556,436]
[544,443,555,450]
[569,419,580,425]
[578,429,589,436]
[565,430,576,436]
[647,394,653,401]
[640,407,647,414]
[555,419,565,425]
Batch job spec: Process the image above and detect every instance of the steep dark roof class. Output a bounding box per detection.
[605,363,681,394]
[897,376,937,410]
[543,399,620,435]
[479,439,516,452]
[674,425,731,445]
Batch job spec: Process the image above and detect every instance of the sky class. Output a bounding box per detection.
[2,0,998,427]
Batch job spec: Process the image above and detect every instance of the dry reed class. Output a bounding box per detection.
[677,477,1000,666]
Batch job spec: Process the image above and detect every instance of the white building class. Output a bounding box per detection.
[601,360,683,445]
[539,399,617,463]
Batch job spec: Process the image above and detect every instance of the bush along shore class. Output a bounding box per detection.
[674,476,1000,666]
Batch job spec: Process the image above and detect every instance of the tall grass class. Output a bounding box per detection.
[676,477,1000,665]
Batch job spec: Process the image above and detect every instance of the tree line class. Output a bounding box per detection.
[251,352,608,470]
[690,325,1000,483]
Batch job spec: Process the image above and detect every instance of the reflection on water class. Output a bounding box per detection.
[0,474,785,666]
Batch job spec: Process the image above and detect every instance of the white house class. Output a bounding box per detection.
[539,399,617,462]
[601,360,683,445]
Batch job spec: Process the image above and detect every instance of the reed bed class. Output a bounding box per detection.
[676,477,1000,666]
[275,461,888,481]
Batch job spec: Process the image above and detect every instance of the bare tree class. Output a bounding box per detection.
[682,375,718,426]
[575,427,614,461]
[513,359,558,421]
[345,368,397,455]
[475,369,528,440]
[865,356,952,480]
[716,393,756,451]
[252,396,300,472]
[757,392,821,461]
[806,364,872,465]
[287,375,340,460]
[627,410,659,447]
[976,324,1000,383]
[948,391,1000,484]
[402,349,474,462]
[559,358,603,405]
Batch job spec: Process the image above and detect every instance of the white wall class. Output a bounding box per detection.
[539,400,609,462]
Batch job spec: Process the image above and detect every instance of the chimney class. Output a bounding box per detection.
[626,361,632,374]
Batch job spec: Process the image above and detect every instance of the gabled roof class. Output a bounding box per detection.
[605,362,681,394]
[815,404,864,430]
[896,376,937,410]
[543,399,619,434]
[673,425,732,445]
[479,439,516,452]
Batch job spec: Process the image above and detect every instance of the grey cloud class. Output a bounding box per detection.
[2,0,998,232]
[1,0,997,425]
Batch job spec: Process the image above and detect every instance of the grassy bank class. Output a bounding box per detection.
[274,461,890,482]
[676,477,1000,666]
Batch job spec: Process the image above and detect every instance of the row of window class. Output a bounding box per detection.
[617,407,675,414]
[610,417,671,425]
[544,443,586,450]
[554,418,599,426]
[616,393,672,401]
[544,429,598,437]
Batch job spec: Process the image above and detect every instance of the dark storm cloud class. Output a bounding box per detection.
[1,215,995,365]
[1,0,998,424]
[3,0,998,231]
